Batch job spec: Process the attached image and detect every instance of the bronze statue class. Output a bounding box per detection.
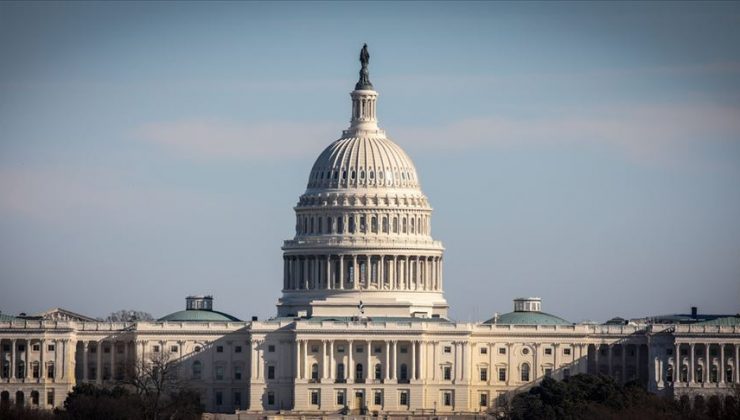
[356,43,373,90]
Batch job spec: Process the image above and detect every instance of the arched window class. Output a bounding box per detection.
[317,217,322,233]
[349,217,356,233]
[410,218,415,234]
[1,391,9,404]
[356,363,364,381]
[311,363,319,381]
[402,218,407,233]
[680,365,688,382]
[310,217,314,233]
[15,391,23,407]
[696,366,704,383]
[521,363,530,382]
[47,362,55,379]
[360,216,367,233]
[710,366,718,383]
[337,363,345,381]
[17,361,25,379]
[727,367,734,383]
[666,365,674,383]
[327,217,333,234]
[375,363,382,380]
[371,216,378,233]
[1,360,8,378]
[338,217,344,233]
[400,364,408,380]
[192,361,202,379]
[31,391,39,406]
[382,217,389,233]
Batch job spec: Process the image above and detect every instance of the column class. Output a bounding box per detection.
[719,344,725,384]
[379,256,385,289]
[553,343,559,376]
[705,344,710,383]
[38,339,44,382]
[110,341,116,381]
[488,342,494,385]
[10,339,16,379]
[506,343,512,385]
[419,341,425,380]
[636,344,641,382]
[383,341,391,382]
[82,342,88,381]
[533,343,538,381]
[594,344,600,374]
[621,345,626,383]
[95,341,102,383]
[432,342,438,380]
[123,341,129,380]
[302,258,308,289]
[352,256,359,290]
[690,343,695,383]
[461,342,466,381]
[322,340,328,380]
[294,340,300,380]
[675,343,681,383]
[339,256,345,289]
[283,257,288,290]
[366,340,371,383]
[411,341,417,381]
[24,339,29,379]
[348,340,354,383]
[439,257,444,290]
[607,344,613,378]
[303,339,308,379]
[391,341,397,380]
[735,344,739,384]
[326,256,332,290]
[329,340,335,380]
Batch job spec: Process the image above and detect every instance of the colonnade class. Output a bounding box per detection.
[590,343,646,383]
[296,212,430,237]
[283,254,442,291]
[0,338,69,382]
[667,342,740,385]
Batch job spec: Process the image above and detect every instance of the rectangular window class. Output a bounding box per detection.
[399,391,408,406]
[336,390,345,406]
[480,347,488,355]
[480,368,488,381]
[268,345,275,352]
[563,348,571,356]
[267,391,275,406]
[32,363,39,378]
[499,347,506,355]
[311,345,319,353]
[216,346,223,353]
[47,344,55,352]
[374,390,382,405]
[234,366,242,380]
[545,348,552,355]
[233,391,241,406]
[47,364,55,379]
[400,346,408,354]
[443,391,453,406]
[215,391,223,406]
[152,345,160,353]
[356,346,363,353]
[267,365,275,379]
[499,368,506,382]
[32,344,40,352]
[374,346,382,354]
[443,366,452,380]
[311,390,320,405]
[444,346,452,353]
[235,346,242,353]
[170,346,178,353]
[337,345,345,353]
[47,390,54,406]
[215,366,224,380]
[18,344,26,352]
[2,344,9,352]
[480,393,488,407]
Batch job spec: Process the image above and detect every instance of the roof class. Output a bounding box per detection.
[483,311,572,326]
[36,307,97,322]
[0,313,17,322]
[158,309,241,322]
[694,316,740,326]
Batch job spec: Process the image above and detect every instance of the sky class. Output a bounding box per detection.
[1,1,739,323]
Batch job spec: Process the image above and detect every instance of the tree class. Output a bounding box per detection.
[105,310,154,322]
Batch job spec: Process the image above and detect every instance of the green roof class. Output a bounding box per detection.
[0,313,17,322]
[484,311,571,326]
[695,316,740,326]
[158,309,240,322]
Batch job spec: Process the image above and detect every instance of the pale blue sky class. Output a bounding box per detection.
[1,2,739,322]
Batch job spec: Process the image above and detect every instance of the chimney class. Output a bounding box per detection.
[691,306,698,318]
[251,316,258,321]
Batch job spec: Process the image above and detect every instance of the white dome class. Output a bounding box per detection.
[307,136,420,190]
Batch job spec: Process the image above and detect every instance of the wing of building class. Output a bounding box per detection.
[1,46,739,415]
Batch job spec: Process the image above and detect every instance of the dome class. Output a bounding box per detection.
[483,311,571,326]
[306,136,420,190]
[158,309,240,322]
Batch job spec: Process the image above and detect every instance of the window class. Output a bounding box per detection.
[32,344,40,352]
[18,344,26,352]
[400,346,408,354]
[336,390,345,406]
[545,348,552,355]
[480,367,488,381]
[234,366,242,380]
[444,346,452,353]
[235,346,242,353]
[399,390,409,406]
[47,344,55,352]
[382,217,388,233]
[215,391,223,406]
[310,390,320,405]
[170,346,178,353]
[374,346,382,354]
[216,346,223,353]
[337,345,345,353]
[443,366,452,380]
[521,363,530,382]
[233,391,241,407]
[267,365,275,380]
[480,393,488,407]
[356,346,364,353]
[400,364,408,381]
[355,363,364,381]
[2,360,9,378]
[480,347,488,355]
[268,345,275,353]
[522,348,529,355]
[1,344,8,352]
[696,366,704,383]
[32,362,39,379]
[374,390,382,405]
[499,347,506,355]
[47,390,54,406]
[563,348,571,356]
[215,365,225,380]
[311,363,319,381]
[711,366,718,383]
[103,345,110,354]
[375,364,382,380]
[443,391,453,406]
[47,363,54,379]
[311,345,319,353]
[152,345,160,353]
[360,216,366,233]
[666,349,673,356]
[666,365,674,383]
[195,345,201,352]
[267,391,275,406]
[393,217,398,233]
[499,367,506,382]
[371,216,378,233]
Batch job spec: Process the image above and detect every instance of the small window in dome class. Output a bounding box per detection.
[393,217,398,233]
[401,172,405,180]
[338,216,344,233]
[378,170,383,179]
[320,172,324,179]
[333,171,338,180]
[369,171,374,179]
[351,171,356,180]
[360,170,365,179]
[342,170,347,180]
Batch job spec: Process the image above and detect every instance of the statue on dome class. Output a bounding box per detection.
[355,43,373,90]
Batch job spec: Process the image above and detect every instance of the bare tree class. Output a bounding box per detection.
[123,351,184,420]
[106,309,154,322]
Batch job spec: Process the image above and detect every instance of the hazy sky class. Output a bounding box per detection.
[1,2,739,323]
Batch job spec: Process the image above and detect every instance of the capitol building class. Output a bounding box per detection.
[1,46,739,415]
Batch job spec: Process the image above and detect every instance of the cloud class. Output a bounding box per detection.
[135,119,339,161]
[394,103,740,166]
